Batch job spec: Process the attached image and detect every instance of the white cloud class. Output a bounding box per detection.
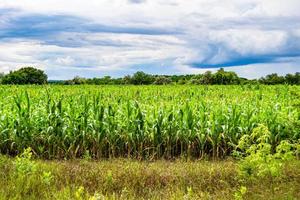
[0,33,190,79]
[228,63,300,79]
[0,0,299,79]
[209,29,287,55]
[174,62,300,79]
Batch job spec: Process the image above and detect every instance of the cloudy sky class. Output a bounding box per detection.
[0,0,299,79]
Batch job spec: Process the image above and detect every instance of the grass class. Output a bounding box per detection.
[1,155,300,200]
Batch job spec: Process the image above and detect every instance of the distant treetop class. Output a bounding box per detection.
[0,67,299,85]
[1,67,47,85]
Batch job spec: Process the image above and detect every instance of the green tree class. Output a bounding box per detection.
[122,75,132,84]
[73,76,87,85]
[153,76,172,85]
[260,73,285,85]
[2,67,47,85]
[130,71,154,85]
[0,72,4,83]
[285,73,300,85]
[213,68,240,85]
[200,71,214,84]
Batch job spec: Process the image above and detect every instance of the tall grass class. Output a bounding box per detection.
[0,85,299,159]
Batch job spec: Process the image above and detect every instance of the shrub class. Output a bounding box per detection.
[235,124,296,178]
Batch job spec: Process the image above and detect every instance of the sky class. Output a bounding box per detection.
[0,0,300,80]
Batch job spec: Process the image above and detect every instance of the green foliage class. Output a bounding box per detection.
[1,67,299,85]
[74,186,86,200]
[0,82,299,199]
[285,73,300,85]
[235,125,297,178]
[0,85,299,159]
[105,170,114,188]
[183,186,194,199]
[14,147,37,176]
[153,76,172,85]
[57,69,300,85]
[2,67,47,85]
[1,154,300,199]
[41,171,54,186]
[199,71,214,84]
[234,186,247,200]
[130,71,154,85]
[65,76,87,85]
[0,86,300,159]
[212,68,240,85]
[4,148,53,199]
[0,73,4,84]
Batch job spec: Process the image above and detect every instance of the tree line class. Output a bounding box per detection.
[0,67,300,85]
[59,68,300,85]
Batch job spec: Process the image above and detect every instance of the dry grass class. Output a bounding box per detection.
[1,156,300,199]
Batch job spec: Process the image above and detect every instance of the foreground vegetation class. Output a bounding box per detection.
[2,123,300,199]
[0,84,299,199]
[1,155,300,200]
[0,85,299,159]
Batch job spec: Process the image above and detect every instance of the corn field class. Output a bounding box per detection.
[0,85,299,159]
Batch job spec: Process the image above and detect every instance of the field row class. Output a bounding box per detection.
[0,85,299,159]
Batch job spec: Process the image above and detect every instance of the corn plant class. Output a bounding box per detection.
[0,85,298,159]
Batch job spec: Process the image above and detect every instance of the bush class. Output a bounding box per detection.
[234,124,296,178]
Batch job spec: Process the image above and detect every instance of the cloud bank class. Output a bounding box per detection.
[0,0,299,79]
